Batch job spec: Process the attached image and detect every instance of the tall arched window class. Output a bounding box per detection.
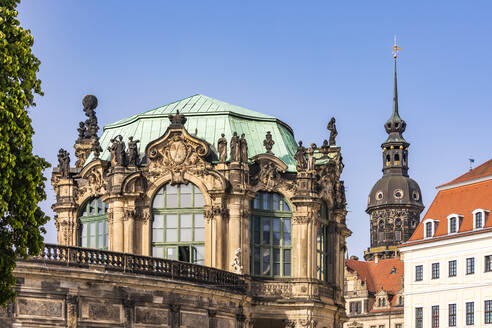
[317,202,330,282]
[250,191,292,277]
[151,183,205,264]
[79,198,108,249]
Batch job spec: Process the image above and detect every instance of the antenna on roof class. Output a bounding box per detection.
[469,157,475,171]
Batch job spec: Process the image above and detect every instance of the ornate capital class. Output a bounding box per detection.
[292,216,310,224]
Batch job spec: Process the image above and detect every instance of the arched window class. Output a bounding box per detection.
[317,202,330,282]
[151,183,205,264]
[79,198,108,249]
[251,191,292,277]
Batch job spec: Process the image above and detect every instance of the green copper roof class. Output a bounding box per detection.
[88,94,299,171]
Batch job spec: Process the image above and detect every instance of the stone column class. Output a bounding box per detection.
[104,166,128,253]
[213,200,229,271]
[291,197,320,279]
[204,205,214,267]
[52,178,78,246]
[123,209,135,253]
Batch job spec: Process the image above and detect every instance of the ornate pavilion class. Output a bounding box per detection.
[6,94,350,328]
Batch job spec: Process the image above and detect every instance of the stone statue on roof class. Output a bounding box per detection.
[127,136,140,166]
[263,131,274,155]
[91,138,103,159]
[240,133,248,163]
[295,141,307,172]
[82,95,99,139]
[307,143,317,171]
[230,132,240,162]
[57,148,70,178]
[217,133,227,163]
[327,117,337,146]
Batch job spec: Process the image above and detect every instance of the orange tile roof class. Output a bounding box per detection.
[345,258,403,296]
[438,158,492,188]
[407,177,492,243]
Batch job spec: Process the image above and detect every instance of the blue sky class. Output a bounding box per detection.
[18,1,492,258]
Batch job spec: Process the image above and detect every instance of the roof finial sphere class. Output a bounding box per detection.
[82,95,98,110]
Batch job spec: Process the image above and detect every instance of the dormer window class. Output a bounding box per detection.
[424,219,438,238]
[472,209,489,230]
[425,222,432,237]
[447,214,462,234]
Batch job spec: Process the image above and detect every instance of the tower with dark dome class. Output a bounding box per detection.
[364,47,424,261]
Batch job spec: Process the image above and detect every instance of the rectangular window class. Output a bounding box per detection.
[415,265,423,281]
[415,307,423,328]
[449,304,456,327]
[466,302,474,325]
[485,255,492,272]
[432,305,439,328]
[379,325,384,328]
[395,324,402,328]
[432,263,440,279]
[449,260,457,277]
[466,257,475,275]
[449,216,457,233]
[485,300,492,324]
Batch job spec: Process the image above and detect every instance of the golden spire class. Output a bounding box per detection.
[393,35,401,58]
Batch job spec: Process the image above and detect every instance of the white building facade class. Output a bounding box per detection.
[400,159,492,328]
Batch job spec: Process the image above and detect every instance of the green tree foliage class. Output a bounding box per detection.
[0,0,50,305]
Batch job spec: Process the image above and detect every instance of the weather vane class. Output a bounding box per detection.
[393,35,401,58]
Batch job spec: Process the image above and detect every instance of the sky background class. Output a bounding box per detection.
[17,1,492,258]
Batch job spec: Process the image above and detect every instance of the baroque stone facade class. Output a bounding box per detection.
[23,94,351,328]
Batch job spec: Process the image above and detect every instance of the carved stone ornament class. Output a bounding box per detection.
[76,166,107,200]
[292,216,310,224]
[145,120,210,184]
[257,162,280,191]
[282,320,297,328]
[263,131,274,155]
[253,282,292,298]
[231,248,243,274]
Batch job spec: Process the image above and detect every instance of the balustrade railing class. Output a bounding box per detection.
[21,244,246,293]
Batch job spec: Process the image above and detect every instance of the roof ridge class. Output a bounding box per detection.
[437,157,492,189]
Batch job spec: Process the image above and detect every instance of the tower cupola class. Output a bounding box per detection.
[365,39,424,261]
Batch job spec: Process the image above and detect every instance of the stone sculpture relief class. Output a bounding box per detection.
[231,248,243,274]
